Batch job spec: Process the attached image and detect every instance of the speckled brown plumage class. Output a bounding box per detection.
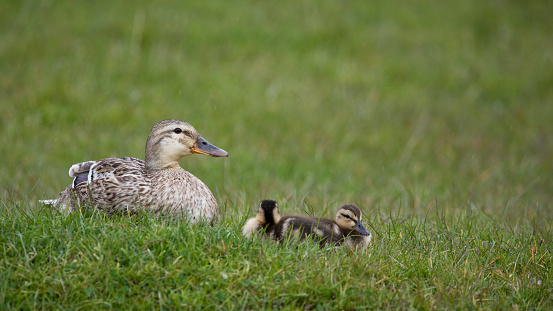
[41,120,228,223]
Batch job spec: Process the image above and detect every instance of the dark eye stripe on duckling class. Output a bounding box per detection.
[341,213,352,219]
[340,204,361,219]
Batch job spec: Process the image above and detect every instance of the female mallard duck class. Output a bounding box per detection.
[243,200,372,249]
[41,119,228,223]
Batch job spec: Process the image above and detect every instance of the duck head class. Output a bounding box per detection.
[335,205,371,236]
[145,119,228,171]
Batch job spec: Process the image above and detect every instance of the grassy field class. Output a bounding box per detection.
[1,0,552,309]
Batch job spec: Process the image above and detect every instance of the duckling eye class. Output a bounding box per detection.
[341,213,351,220]
[173,128,183,134]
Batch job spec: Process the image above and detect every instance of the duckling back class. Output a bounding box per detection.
[272,216,345,248]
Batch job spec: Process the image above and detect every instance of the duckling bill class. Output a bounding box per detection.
[243,200,372,249]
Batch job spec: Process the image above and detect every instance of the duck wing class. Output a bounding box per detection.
[45,157,147,213]
[44,157,218,221]
[80,157,148,213]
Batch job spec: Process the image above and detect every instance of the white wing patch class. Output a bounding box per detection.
[333,224,341,235]
[88,162,114,183]
[91,170,114,181]
[313,228,324,237]
[281,218,292,234]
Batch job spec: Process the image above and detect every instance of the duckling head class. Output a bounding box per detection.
[335,205,371,236]
[258,200,282,225]
[242,200,281,237]
[145,119,228,171]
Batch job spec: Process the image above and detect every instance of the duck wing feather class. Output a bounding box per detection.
[51,157,147,213]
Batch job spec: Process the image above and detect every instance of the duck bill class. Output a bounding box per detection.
[191,136,229,157]
[354,221,371,236]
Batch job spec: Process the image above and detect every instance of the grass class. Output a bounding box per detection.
[1,202,551,309]
[1,0,552,309]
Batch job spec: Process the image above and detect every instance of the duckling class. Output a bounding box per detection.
[40,119,228,223]
[243,200,372,249]
[242,200,282,238]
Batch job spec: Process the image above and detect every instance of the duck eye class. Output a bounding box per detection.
[173,128,182,134]
[341,213,351,220]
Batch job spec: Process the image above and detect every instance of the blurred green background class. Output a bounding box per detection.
[1,0,552,223]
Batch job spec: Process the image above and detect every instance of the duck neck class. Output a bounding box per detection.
[144,141,181,172]
[145,158,180,172]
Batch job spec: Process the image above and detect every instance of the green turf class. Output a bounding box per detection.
[1,0,552,309]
